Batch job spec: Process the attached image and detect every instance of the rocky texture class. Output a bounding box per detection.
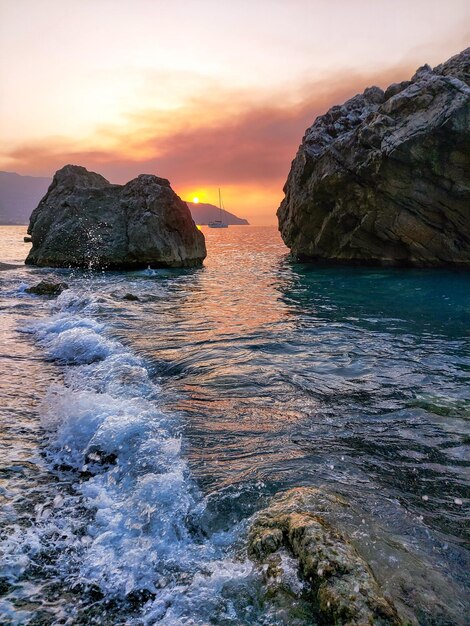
[26,165,206,269]
[248,488,400,625]
[278,48,470,267]
[26,280,69,296]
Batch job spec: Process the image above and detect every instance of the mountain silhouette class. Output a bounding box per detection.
[0,171,50,224]
[186,201,249,225]
[0,171,249,226]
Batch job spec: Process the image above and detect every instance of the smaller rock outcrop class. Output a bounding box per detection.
[26,165,206,269]
[26,280,69,296]
[278,48,470,267]
[248,488,400,625]
[122,293,139,301]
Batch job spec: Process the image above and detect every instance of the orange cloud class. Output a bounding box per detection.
[1,64,416,224]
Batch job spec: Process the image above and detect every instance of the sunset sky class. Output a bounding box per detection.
[1,0,469,224]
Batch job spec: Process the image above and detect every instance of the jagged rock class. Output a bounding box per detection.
[122,293,139,301]
[278,48,470,267]
[26,280,69,296]
[26,165,206,269]
[248,488,400,625]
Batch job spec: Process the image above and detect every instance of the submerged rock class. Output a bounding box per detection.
[122,293,139,301]
[278,48,470,267]
[248,488,465,625]
[26,280,69,296]
[248,488,400,625]
[26,165,206,269]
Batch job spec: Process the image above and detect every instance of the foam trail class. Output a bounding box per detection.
[6,287,274,624]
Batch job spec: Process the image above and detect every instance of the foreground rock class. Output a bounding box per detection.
[26,165,206,269]
[248,488,400,625]
[278,48,470,267]
[26,280,69,296]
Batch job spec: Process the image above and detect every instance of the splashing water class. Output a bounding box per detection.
[2,287,287,624]
[1,225,469,624]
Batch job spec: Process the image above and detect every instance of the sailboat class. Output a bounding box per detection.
[208,188,229,228]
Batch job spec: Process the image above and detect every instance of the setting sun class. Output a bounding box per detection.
[0,2,469,624]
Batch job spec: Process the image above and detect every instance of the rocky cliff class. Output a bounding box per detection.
[26,165,206,269]
[277,48,470,267]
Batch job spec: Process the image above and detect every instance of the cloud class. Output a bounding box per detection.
[1,62,417,222]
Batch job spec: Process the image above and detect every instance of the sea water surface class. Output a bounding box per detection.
[0,224,469,625]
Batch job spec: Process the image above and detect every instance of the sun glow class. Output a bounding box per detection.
[192,197,200,203]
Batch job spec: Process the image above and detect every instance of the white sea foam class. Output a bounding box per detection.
[50,287,105,315]
[0,599,32,626]
[8,287,271,623]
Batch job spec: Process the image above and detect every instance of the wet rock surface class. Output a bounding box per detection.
[248,488,400,625]
[248,488,464,625]
[26,280,69,296]
[122,293,140,301]
[278,48,470,267]
[26,165,206,269]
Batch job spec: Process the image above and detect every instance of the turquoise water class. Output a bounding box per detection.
[0,225,469,624]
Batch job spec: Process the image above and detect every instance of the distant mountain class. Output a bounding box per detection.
[186,202,249,225]
[0,171,50,224]
[0,171,250,226]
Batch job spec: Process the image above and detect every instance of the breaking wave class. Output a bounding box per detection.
[1,287,284,625]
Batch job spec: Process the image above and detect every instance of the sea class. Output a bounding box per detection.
[0,224,469,625]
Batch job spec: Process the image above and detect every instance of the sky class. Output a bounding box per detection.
[0,0,469,224]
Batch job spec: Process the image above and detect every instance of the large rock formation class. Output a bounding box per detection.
[26,165,206,269]
[278,48,470,267]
